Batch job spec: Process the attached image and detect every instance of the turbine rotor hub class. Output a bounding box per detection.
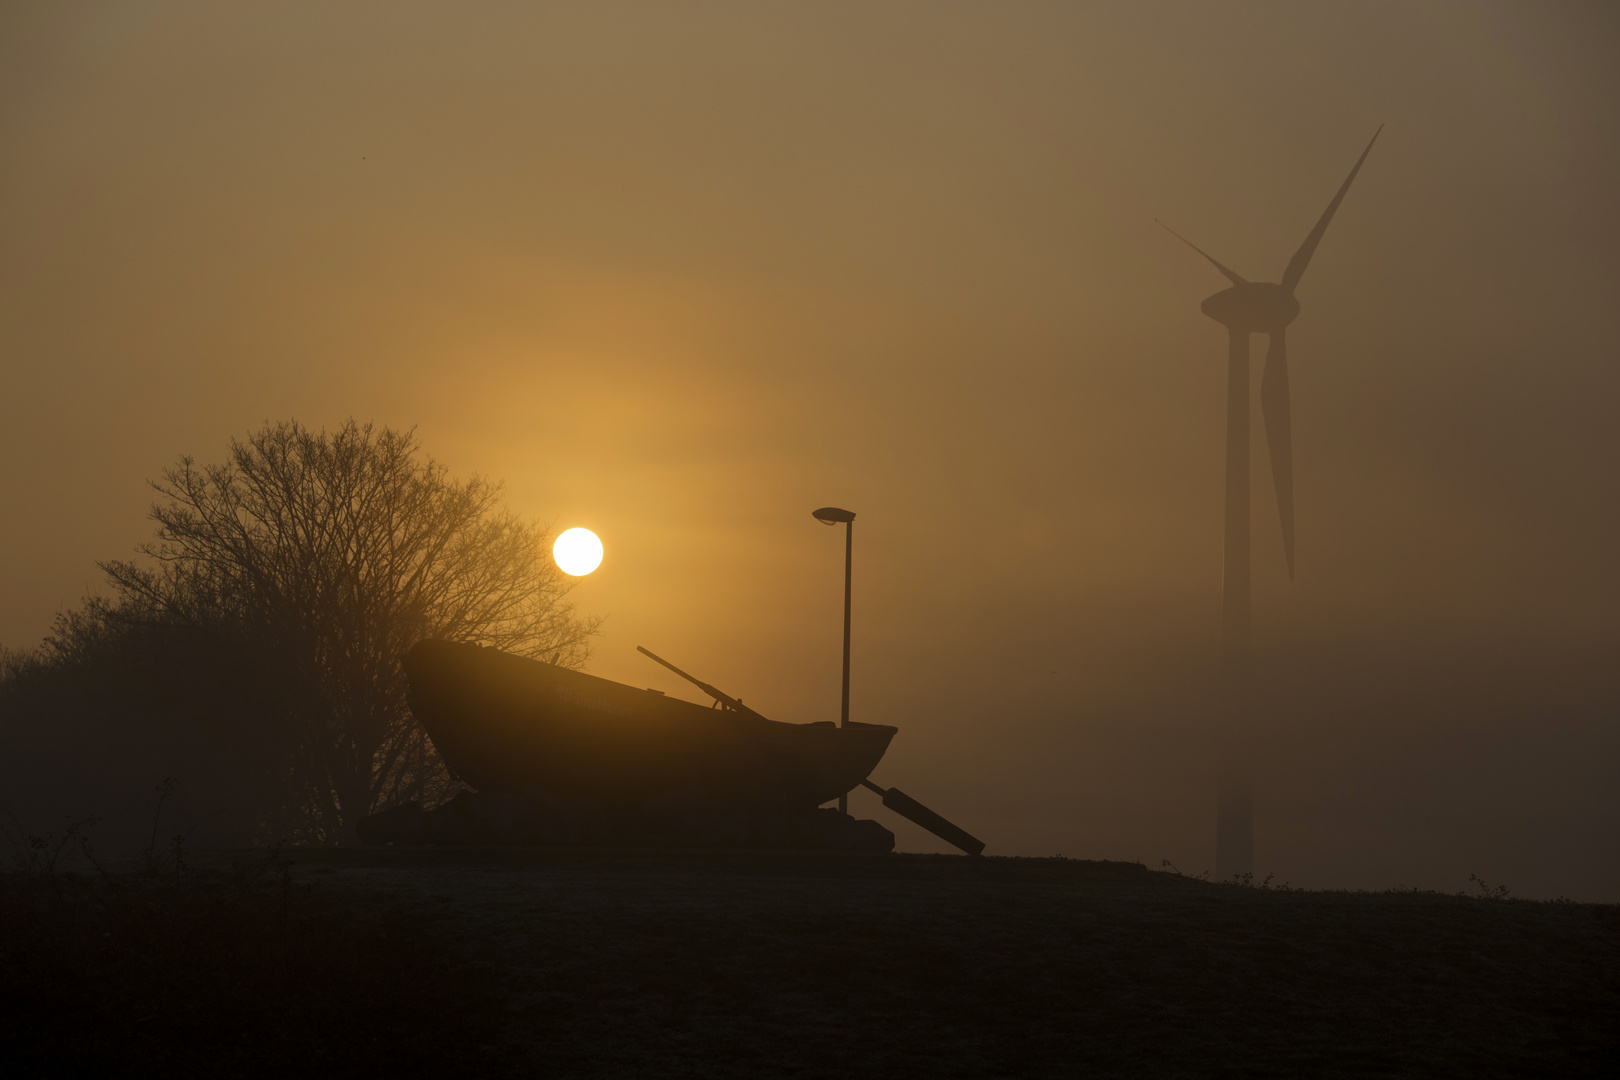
[1200,283,1300,333]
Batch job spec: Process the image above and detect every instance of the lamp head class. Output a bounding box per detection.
[812,506,855,525]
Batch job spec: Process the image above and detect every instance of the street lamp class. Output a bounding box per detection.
[812,506,856,815]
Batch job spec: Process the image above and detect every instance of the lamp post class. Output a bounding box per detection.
[812,506,856,815]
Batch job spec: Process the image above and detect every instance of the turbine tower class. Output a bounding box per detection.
[1161,127,1380,880]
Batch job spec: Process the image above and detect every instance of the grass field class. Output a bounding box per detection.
[5,847,1616,1078]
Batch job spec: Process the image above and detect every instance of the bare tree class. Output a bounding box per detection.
[97,419,599,841]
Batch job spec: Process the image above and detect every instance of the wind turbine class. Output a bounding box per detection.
[1161,127,1380,880]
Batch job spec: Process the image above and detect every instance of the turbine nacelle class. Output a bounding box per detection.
[1200,283,1299,334]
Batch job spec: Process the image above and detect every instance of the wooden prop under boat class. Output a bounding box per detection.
[403,639,898,810]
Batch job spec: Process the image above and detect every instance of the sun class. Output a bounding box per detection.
[552,527,603,576]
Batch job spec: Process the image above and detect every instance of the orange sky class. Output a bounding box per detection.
[2,2,1616,897]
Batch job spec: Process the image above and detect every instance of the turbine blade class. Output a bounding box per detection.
[1156,219,1248,287]
[1261,330,1295,579]
[1280,125,1382,295]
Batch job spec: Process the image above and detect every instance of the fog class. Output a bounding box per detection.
[1,2,1615,897]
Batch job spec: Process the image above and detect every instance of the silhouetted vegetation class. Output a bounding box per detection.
[0,420,599,846]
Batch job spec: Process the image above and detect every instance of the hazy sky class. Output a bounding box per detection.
[2,2,1616,897]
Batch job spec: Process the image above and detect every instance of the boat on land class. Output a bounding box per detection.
[402,639,898,809]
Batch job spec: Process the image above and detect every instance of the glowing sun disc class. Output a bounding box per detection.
[552,527,603,576]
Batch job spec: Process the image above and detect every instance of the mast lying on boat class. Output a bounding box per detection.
[635,645,764,718]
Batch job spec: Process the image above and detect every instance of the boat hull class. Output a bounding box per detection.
[403,640,897,810]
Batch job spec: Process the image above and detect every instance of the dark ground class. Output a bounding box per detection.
[4,847,1616,1078]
